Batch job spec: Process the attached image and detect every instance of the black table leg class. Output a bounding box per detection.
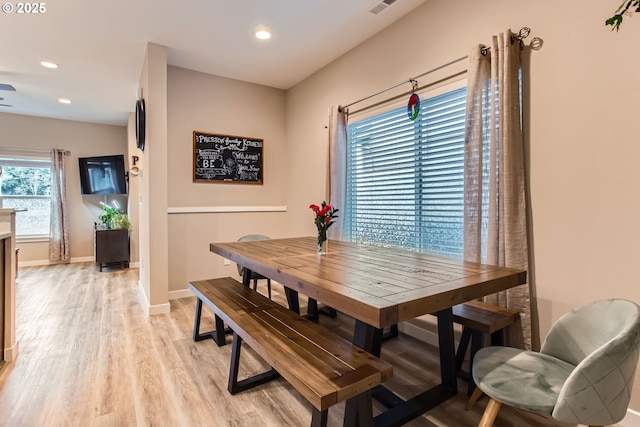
[349,310,458,427]
[436,307,457,393]
[353,319,383,357]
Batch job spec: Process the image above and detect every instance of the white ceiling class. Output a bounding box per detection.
[0,0,426,126]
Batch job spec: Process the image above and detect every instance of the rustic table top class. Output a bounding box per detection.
[210,236,527,329]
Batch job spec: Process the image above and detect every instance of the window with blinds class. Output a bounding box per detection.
[0,151,52,240]
[345,86,467,257]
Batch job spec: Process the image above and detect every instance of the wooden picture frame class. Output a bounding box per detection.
[193,131,263,184]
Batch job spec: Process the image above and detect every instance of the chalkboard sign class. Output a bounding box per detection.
[193,131,263,184]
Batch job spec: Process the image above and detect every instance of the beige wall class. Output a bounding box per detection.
[284,0,640,411]
[166,66,288,293]
[0,112,127,263]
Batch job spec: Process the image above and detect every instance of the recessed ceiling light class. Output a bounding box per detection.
[58,98,71,104]
[40,61,59,69]
[255,28,271,40]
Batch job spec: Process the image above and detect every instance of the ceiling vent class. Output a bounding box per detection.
[370,0,398,15]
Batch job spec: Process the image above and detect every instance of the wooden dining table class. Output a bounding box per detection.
[210,236,527,426]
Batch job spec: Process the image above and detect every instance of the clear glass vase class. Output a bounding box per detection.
[317,230,328,255]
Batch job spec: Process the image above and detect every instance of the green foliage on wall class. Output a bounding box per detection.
[606,0,640,30]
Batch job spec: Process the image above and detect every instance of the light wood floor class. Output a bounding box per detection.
[0,263,593,426]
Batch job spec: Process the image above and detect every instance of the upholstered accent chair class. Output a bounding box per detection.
[468,299,640,427]
[236,234,272,299]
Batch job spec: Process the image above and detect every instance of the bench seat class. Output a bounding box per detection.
[189,277,393,427]
[452,299,521,395]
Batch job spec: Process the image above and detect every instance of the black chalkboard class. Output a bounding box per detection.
[193,131,263,184]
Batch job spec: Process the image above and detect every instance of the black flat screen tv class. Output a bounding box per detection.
[78,154,127,195]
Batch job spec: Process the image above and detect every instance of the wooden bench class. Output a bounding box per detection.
[452,300,520,396]
[189,277,393,427]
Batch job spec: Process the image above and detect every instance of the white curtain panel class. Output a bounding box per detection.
[327,105,348,240]
[464,30,531,349]
[49,148,70,262]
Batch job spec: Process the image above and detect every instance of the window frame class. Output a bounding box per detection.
[0,151,52,242]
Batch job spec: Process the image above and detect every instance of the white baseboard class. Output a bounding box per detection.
[4,341,19,362]
[19,258,139,270]
[137,280,170,316]
[19,256,94,267]
[398,321,440,347]
[622,409,640,427]
[149,302,170,315]
[169,288,193,300]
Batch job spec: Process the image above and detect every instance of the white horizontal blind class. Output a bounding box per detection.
[0,152,52,239]
[346,86,467,257]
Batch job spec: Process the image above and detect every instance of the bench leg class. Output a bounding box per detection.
[311,408,328,427]
[192,298,232,346]
[306,298,338,321]
[286,288,301,314]
[467,330,483,396]
[307,298,319,321]
[455,327,472,373]
[228,332,280,394]
[344,392,374,427]
[490,329,505,346]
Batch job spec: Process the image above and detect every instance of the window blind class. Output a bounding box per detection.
[346,86,467,257]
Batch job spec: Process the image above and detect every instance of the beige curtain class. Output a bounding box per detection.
[464,30,531,349]
[327,105,348,240]
[50,149,70,262]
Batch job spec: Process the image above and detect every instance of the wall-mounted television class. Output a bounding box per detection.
[78,154,127,195]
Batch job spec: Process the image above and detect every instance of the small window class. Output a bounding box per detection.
[346,85,467,257]
[0,154,52,240]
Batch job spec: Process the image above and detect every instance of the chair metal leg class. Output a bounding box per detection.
[478,398,502,427]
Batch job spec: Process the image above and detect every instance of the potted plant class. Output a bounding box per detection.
[98,204,130,230]
[109,213,130,230]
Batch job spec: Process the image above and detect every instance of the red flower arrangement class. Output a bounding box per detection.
[309,201,338,254]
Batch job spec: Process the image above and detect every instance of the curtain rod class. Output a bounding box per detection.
[341,55,468,110]
[341,27,531,111]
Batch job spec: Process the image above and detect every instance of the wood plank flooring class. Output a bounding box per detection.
[0,263,594,426]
